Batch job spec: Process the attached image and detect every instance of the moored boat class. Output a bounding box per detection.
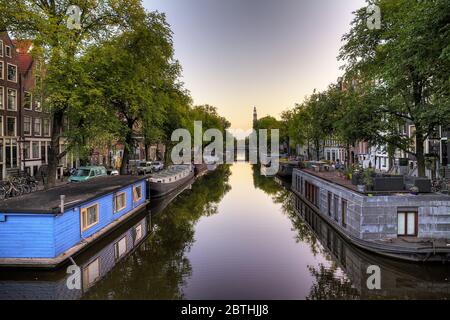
[292,167,450,262]
[277,160,299,179]
[148,164,194,198]
[0,176,149,268]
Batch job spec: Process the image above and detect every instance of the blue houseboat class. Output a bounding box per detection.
[0,176,148,268]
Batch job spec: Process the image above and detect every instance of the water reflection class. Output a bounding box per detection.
[84,165,232,299]
[0,163,448,300]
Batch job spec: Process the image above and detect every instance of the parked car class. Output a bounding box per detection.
[151,161,164,172]
[69,166,108,183]
[137,162,153,175]
[107,169,120,176]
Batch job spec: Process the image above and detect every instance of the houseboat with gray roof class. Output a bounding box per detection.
[148,164,194,198]
[0,176,148,268]
[292,166,450,262]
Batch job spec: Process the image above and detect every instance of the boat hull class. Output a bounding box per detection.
[149,171,195,198]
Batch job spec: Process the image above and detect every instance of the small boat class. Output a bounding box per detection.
[277,160,299,179]
[148,164,194,198]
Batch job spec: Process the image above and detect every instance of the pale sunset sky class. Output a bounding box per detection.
[143,0,367,130]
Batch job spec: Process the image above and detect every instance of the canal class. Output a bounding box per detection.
[0,162,449,299]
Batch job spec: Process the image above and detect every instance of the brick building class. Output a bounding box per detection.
[14,40,52,176]
[0,32,21,179]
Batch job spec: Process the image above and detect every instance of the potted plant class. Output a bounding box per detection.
[363,168,374,191]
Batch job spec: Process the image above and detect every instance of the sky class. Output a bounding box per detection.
[142,0,367,130]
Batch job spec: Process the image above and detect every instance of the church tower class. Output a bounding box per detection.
[253,106,258,128]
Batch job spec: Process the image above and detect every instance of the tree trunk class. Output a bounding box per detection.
[120,120,135,175]
[416,131,426,177]
[46,110,64,188]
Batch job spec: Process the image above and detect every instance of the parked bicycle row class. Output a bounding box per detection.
[0,173,39,200]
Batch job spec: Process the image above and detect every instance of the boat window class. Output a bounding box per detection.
[133,184,143,202]
[83,258,100,289]
[114,236,128,260]
[135,224,143,244]
[398,211,418,236]
[81,203,99,232]
[114,192,127,213]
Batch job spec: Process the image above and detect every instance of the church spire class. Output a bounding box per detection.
[253,106,257,128]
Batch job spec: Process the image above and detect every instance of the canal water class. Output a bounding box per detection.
[0,162,449,299]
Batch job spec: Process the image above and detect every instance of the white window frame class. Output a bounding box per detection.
[6,116,17,137]
[23,91,33,110]
[32,141,40,159]
[0,86,4,109]
[43,118,51,137]
[0,61,4,80]
[7,63,17,83]
[0,116,3,136]
[0,40,3,57]
[7,88,17,111]
[5,45,11,58]
[34,118,42,136]
[23,116,32,136]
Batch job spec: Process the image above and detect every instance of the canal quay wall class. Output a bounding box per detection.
[292,169,450,242]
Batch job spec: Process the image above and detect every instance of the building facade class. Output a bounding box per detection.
[0,33,21,180]
[15,40,52,176]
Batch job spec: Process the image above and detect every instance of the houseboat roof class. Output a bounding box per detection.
[0,176,147,215]
[150,165,191,179]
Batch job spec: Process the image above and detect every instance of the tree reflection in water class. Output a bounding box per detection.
[252,164,359,300]
[84,165,232,300]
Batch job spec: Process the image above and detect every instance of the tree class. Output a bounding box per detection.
[339,0,450,177]
[83,11,179,175]
[0,0,146,186]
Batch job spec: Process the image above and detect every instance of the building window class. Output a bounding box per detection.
[7,89,17,110]
[133,184,143,203]
[43,118,50,136]
[0,62,3,80]
[5,46,11,57]
[41,143,46,162]
[32,141,39,159]
[81,203,99,232]
[6,117,16,136]
[83,258,100,289]
[5,139,18,168]
[398,211,418,237]
[0,116,3,136]
[34,118,41,136]
[7,64,17,82]
[23,141,30,160]
[342,199,347,228]
[24,116,31,135]
[0,86,3,109]
[0,40,3,57]
[114,192,127,213]
[23,91,32,110]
